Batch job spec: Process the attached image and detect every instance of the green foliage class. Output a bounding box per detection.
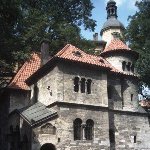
[0,0,96,70]
[126,0,150,88]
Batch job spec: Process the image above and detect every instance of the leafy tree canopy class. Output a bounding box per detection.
[126,0,150,92]
[0,0,96,71]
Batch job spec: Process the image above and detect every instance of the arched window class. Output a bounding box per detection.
[85,119,94,140]
[87,79,92,94]
[122,61,126,71]
[74,118,82,140]
[74,77,79,92]
[131,64,134,73]
[127,62,131,71]
[81,78,86,93]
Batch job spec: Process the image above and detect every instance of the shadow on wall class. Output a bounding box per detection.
[108,89,116,150]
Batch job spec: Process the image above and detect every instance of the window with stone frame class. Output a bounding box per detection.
[74,118,82,140]
[87,79,92,94]
[74,77,79,92]
[81,78,86,93]
[85,119,94,140]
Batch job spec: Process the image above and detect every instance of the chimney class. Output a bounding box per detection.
[93,33,98,41]
[40,39,50,65]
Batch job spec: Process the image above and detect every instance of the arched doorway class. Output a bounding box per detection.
[40,143,56,150]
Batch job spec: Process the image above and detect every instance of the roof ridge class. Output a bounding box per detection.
[55,44,71,56]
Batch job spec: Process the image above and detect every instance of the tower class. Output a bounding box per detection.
[100,0,125,45]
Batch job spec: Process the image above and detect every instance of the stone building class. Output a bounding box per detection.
[0,0,150,150]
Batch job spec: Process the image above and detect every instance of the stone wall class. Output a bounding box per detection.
[105,53,137,74]
[56,62,108,106]
[8,113,32,150]
[31,62,108,107]
[32,104,110,150]
[122,78,139,111]
[30,66,59,106]
[113,112,150,150]
[31,103,150,150]
[108,75,122,110]
[9,90,30,113]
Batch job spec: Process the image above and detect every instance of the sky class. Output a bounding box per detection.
[81,0,140,40]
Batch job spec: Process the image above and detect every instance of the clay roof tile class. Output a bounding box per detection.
[8,53,41,90]
[104,38,131,52]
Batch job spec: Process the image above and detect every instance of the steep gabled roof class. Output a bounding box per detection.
[8,53,41,90]
[100,39,139,58]
[55,44,111,69]
[104,39,131,52]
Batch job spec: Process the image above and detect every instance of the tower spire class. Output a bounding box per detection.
[106,0,118,19]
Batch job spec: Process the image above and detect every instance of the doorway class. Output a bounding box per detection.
[40,143,56,150]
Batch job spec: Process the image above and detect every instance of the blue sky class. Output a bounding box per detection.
[81,0,140,40]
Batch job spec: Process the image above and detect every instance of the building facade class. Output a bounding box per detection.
[0,0,150,150]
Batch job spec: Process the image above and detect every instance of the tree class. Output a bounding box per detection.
[0,0,96,71]
[126,0,150,92]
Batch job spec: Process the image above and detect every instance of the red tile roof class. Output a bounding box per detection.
[55,44,138,77]
[104,39,131,52]
[55,44,112,69]
[9,44,139,90]
[139,100,150,108]
[8,53,41,90]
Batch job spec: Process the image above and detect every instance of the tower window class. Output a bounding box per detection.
[127,62,131,71]
[131,64,134,73]
[74,77,79,92]
[87,79,92,94]
[81,78,86,93]
[74,118,82,140]
[85,119,94,140]
[122,61,126,71]
[112,32,120,39]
